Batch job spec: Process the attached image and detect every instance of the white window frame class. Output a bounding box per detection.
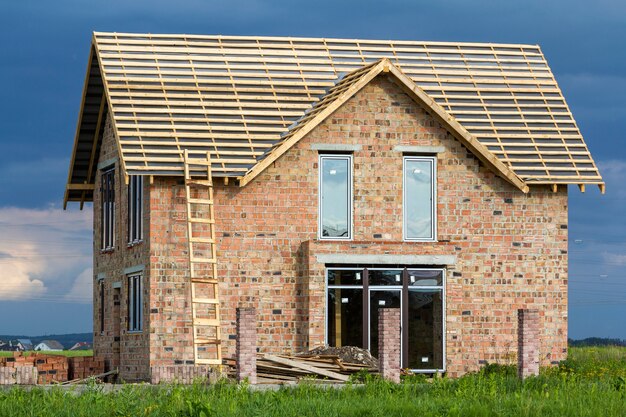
[128,175,144,244]
[318,154,353,240]
[127,274,143,332]
[101,167,115,250]
[403,156,437,241]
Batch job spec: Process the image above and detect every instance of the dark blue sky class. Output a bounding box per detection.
[0,0,624,338]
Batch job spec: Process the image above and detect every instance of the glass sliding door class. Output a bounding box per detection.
[406,270,444,371]
[325,267,445,373]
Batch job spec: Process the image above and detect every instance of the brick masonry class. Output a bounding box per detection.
[68,356,105,380]
[0,367,38,385]
[236,307,257,384]
[378,308,401,383]
[150,365,215,384]
[93,73,568,379]
[518,309,541,379]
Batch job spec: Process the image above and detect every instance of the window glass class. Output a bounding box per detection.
[408,269,443,286]
[320,156,351,239]
[128,274,142,332]
[368,270,403,286]
[328,269,363,286]
[404,157,435,240]
[101,168,115,249]
[327,288,363,348]
[128,175,143,243]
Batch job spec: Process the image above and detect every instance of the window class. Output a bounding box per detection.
[128,175,143,244]
[326,267,445,372]
[319,155,352,239]
[403,157,436,240]
[101,168,115,250]
[127,274,143,332]
[99,280,105,334]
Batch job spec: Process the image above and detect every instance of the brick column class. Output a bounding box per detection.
[236,307,257,384]
[378,308,401,383]
[518,309,540,379]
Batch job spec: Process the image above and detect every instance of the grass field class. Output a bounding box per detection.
[0,350,93,358]
[1,346,625,416]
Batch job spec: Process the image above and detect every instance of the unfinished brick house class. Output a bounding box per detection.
[64,33,604,381]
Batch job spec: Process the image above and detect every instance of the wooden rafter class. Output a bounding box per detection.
[65,32,605,205]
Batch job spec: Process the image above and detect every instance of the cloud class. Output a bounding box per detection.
[65,267,93,302]
[0,206,92,303]
[603,253,626,266]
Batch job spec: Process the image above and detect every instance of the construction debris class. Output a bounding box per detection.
[299,346,378,369]
[225,348,377,384]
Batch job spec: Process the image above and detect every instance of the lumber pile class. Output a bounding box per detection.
[225,353,377,384]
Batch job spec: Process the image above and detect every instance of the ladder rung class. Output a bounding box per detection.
[186,179,213,187]
[188,198,214,204]
[190,257,217,264]
[193,298,220,305]
[190,237,216,244]
[194,358,222,365]
[189,218,215,224]
[195,338,221,345]
[191,278,219,284]
[194,318,220,326]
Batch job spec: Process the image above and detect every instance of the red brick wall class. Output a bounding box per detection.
[93,116,151,381]
[94,74,568,378]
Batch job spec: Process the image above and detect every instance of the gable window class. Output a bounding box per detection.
[127,274,143,332]
[101,168,115,250]
[403,156,436,241]
[319,155,352,239]
[128,175,143,244]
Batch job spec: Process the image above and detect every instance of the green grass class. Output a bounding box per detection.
[1,346,625,417]
[0,350,93,358]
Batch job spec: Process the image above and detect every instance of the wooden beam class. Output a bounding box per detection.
[578,184,586,193]
[66,184,96,191]
[552,184,558,193]
[262,355,349,382]
[599,183,606,194]
[64,46,95,209]
[80,91,107,209]
[75,32,602,185]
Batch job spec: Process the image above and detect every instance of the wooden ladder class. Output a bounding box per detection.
[183,150,222,366]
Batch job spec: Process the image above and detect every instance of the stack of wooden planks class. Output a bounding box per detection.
[225,353,377,384]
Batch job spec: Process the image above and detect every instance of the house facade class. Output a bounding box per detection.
[65,33,603,381]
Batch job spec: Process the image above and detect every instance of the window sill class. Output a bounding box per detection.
[100,248,115,254]
[127,240,144,248]
[127,330,143,335]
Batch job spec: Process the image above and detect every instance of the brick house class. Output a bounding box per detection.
[64,33,603,381]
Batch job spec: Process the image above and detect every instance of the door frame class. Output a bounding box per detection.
[325,266,446,373]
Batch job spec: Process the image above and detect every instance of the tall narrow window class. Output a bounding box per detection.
[403,157,436,241]
[101,168,115,250]
[319,155,352,239]
[128,175,143,243]
[128,274,143,332]
[99,280,105,334]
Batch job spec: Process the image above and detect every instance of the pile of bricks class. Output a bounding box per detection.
[68,356,105,380]
[0,352,69,384]
[0,367,37,385]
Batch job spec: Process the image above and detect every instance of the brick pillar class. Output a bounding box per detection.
[378,308,401,383]
[236,307,257,384]
[518,309,540,379]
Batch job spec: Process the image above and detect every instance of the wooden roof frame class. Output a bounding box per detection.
[64,32,606,207]
[240,59,529,192]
